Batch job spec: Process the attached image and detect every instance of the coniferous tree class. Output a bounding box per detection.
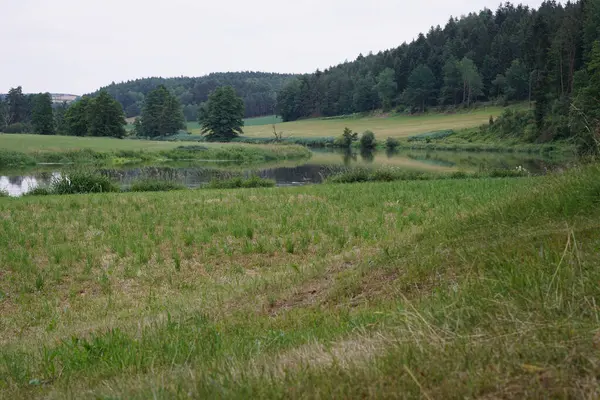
[6,86,27,125]
[198,86,245,141]
[504,60,530,100]
[0,98,9,130]
[31,93,55,135]
[403,65,436,112]
[54,102,69,135]
[376,68,398,111]
[353,74,378,112]
[439,57,463,105]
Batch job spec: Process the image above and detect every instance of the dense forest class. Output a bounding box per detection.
[89,72,296,120]
[277,0,600,147]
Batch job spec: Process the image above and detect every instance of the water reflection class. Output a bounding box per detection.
[0,149,569,197]
[0,173,59,196]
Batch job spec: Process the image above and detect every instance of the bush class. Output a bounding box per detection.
[386,137,400,150]
[207,176,275,189]
[0,189,8,197]
[335,127,358,148]
[130,179,186,192]
[2,123,32,133]
[0,151,37,168]
[51,171,119,195]
[359,130,376,149]
[486,108,535,139]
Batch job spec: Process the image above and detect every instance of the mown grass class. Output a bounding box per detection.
[0,164,599,398]
[204,107,507,139]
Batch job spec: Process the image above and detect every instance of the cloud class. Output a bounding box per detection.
[0,0,545,94]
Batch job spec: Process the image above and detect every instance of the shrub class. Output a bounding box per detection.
[449,171,469,179]
[2,123,32,133]
[487,108,535,139]
[0,151,37,168]
[0,189,8,197]
[51,171,119,195]
[335,127,358,148]
[386,137,400,150]
[359,130,376,149]
[130,179,186,192]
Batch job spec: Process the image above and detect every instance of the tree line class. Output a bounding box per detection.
[0,86,128,138]
[0,83,247,141]
[276,0,600,145]
[89,72,295,120]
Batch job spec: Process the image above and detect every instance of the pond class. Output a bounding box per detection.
[0,149,569,197]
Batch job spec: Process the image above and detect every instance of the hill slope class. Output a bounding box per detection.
[90,72,297,120]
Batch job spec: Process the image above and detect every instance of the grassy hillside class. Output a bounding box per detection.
[1,165,599,398]
[231,107,508,139]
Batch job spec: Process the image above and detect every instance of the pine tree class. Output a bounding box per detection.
[54,102,69,135]
[375,68,397,111]
[403,65,436,112]
[198,86,245,141]
[31,93,55,135]
[439,57,463,105]
[6,86,27,124]
[504,60,530,101]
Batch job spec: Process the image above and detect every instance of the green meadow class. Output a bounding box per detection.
[1,164,599,398]
[186,107,509,139]
[0,134,311,169]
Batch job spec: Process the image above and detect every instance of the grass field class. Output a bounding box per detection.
[0,134,311,169]
[185,107,509,139]
[1,164,599,398]
[0,134,230,153]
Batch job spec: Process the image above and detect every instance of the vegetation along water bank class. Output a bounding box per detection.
[0,134,311,169]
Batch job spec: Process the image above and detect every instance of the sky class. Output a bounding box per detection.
[0,0,546,95]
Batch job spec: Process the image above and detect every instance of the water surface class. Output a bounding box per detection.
[0,149,568,196]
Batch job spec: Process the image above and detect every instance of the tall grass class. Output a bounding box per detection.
[326,166,528,183]
[50,171,119,194]
[129,179,186,192]
[1,165,599,398]
[0,150,37,169]
[207,175,275,189]
[0,139,310,169]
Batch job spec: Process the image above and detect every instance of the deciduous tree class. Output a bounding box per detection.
[198,86,245,141]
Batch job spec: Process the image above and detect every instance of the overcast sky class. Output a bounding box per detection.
[0,0,546,95]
